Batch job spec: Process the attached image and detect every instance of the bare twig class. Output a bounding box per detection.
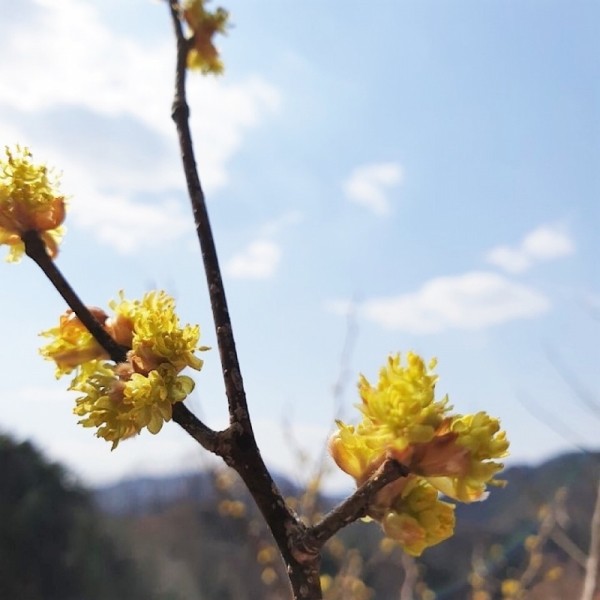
[293,299,359,521]
[550,528,588,568]
[167,0,249,431]
[581,475,600,600]
[301,459,410,554]
[23,230,128,363]
[171,403,221,453]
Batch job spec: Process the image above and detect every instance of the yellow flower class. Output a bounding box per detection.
[329,352,509,554]
[330,353,450,484]
[39,308,109,377]
[110,290,205,374]
[544,566,562,582]
[41,290,206,448]
[71,360,138,448]
[423,412,509,502]
[328,421,386,483]
[0,145,65,262]
[500,578,521,598]
[359,353,450,453]
[72,361,195,449]
[319,574,333,593]
[181,0,229,74]
[380,479,455,556]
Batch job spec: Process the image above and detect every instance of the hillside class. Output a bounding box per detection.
[0,434,174,600]
[93,450,600,599]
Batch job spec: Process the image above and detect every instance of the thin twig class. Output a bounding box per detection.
[22,230,128,363]
[581,474,600,600]
[172,403,221,453]
[302,459,410,554]
[167,0,249,432]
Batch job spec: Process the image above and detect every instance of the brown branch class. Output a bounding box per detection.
[227,439,323,598]
[22,230,128,363]
[166,3,324,597]
[172,403,221,453]
[300,459,410,555]
[167,0,250,432]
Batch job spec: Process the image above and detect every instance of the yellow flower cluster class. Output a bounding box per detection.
[380,479,455,557]
[181,0,229,74]
[329,352,509,556]
[40,291,207,448]
[0,145,65,262]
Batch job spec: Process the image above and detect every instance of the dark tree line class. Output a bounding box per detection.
[0,433,171,600]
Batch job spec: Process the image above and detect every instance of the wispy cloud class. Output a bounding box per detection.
[343,162,403,215]
[328,271,550,334]
[225,211,302,280]
[486,224,575,274]
[225,240,282,280]
[0,0,280,253]
[71,191,192,255]
[0,1,280,144]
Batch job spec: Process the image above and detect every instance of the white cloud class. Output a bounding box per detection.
[484,246,531,274]
[190,76,281,191]
[225,239,281,280]
[70,190,192,255]
[343,162,403,215]
[0,0,171,126]
[0,0,281,253]
[522,225,574,259]
[224,212,302,281]
[0,1,280,142]
[29,151,194,255]
[358,271,550,334]
[486,224,575,274]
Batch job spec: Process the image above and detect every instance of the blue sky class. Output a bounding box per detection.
[1,0,598,492]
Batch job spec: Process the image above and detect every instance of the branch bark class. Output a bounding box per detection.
[302,459,410,555]
[168,0,249,432]
[166,3,322,597]
[23,230,128,363]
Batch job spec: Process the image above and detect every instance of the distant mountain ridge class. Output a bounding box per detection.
[94,450,600,522]
[93,468,310,515]
[91,449,600,600]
